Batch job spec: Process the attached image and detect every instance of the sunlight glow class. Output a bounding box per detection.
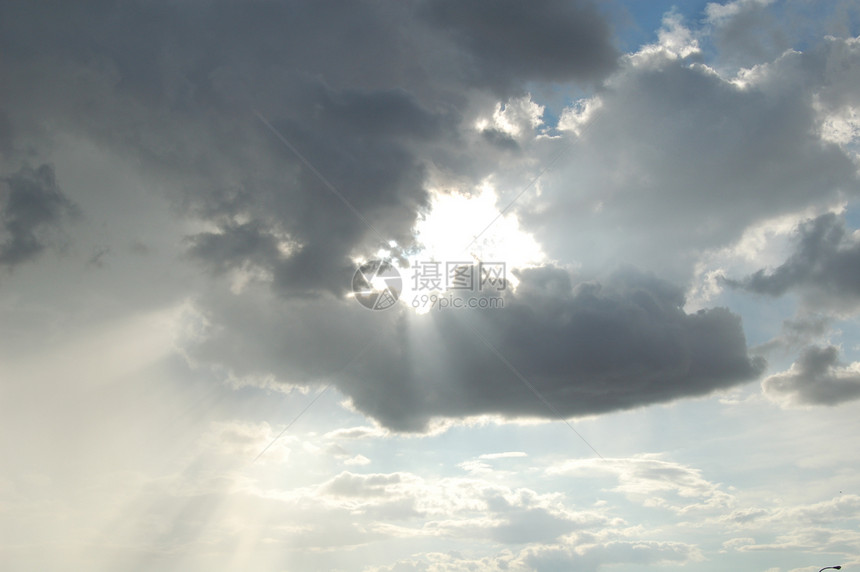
[398,183,545,309]
[410,183,544,269]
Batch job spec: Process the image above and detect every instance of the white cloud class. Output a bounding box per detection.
[549,455,734,515]
[476,95,545,140]
[478,452,528,460]
[344,454,372,466]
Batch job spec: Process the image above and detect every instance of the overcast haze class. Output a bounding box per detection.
[2,1,860,571]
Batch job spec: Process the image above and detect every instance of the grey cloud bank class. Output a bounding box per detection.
[188,266,764,431]
[0,0,856,433]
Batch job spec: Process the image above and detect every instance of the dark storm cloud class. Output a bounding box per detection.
[347,266,764,430]
[188,265,764,431]
[183,80,446,295]
[421,0,618,89]
[0,2,451,295]
[725,213,860,305]
[0,0,618,108]
[0,0,610,297]
[0,164,77,268]
[763,345,860,406]
[0,1,424,98]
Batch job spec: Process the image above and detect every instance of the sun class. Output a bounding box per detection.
[401,182,545,300]
[348,182,545,311]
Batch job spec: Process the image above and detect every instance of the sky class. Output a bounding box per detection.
[1,0,860,570]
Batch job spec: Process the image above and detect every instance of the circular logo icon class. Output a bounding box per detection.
[352,259,402,310]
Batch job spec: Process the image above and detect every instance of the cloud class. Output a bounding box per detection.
[304,469,619,547]
[325,471,404,498]
[525,32,860,281]
[549,454,734,515]
[420,0,618,90]
[706,0,787,69]
[524,538,700,571]
[725,213,860,310]
[0,0,616,297]
[777,494,860,525]
[187,265,764,431]
[720,508,769,527]
[182,80,451,296]
[706,0,860,72]
[738,527,860,555]
[368,538,700,572]
[0,1,445,297]
[753,313,833,355]
[0,164,78,268]
[343,454,371,466]
[306,466,703,571]
[186,220,285,277]
[323,425,390,441]
[763,345,860,407]
[3,2,860,571]
[0,0,792,433]
[478,452,528,460]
